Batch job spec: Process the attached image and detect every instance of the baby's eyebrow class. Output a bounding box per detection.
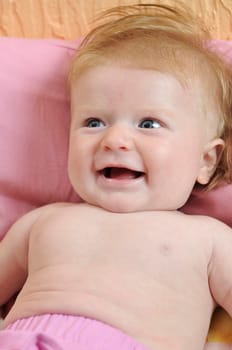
[72,104,176,121]
[137,108,175,121]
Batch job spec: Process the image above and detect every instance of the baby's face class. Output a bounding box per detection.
[68,65,221,212]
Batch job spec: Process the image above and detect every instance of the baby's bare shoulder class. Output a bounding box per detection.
[29,203,109,240]
[32,202,96,224]
[179,212,230,231]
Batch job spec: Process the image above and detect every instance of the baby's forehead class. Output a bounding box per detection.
[73,47,214,105]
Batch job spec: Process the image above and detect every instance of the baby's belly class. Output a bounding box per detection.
[4,263,214,350]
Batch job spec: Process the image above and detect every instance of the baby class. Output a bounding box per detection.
[1,3,232,350]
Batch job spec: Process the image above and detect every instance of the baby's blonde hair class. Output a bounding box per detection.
[70,2,232,189]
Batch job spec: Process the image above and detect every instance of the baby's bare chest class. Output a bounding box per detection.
[20,207,214,348]
[29,208,211,289]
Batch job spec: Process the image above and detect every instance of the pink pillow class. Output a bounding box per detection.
[0,38,232,239]
[181,184,232,227]
[0,38,82,239]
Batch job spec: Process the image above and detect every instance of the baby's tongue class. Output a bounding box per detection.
[110,168,136,179]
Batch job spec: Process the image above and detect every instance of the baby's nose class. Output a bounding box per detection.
[100,125,134,152]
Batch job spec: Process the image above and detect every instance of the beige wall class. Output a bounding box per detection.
[0,0,232,39]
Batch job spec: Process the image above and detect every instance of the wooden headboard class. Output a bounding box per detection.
[0,0,232,40]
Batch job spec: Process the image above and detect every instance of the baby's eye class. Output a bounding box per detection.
[139,119,161,129]
[85,118,105,128]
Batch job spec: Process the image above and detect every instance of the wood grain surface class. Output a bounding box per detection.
[0,0,232,39]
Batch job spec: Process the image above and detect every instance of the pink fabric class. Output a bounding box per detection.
[0,314,149,350]
[181,184,232,227]
[0,38,232,239]
[0,38,82,239]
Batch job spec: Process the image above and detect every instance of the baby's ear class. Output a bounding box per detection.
[197,138,225,185]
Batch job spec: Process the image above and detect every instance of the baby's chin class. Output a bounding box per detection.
[88,198,143,213]
[88,199,178,214]
[95,202,137,214]
[81,191,185,213]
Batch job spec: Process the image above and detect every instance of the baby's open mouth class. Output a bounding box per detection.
[99,167,145,180]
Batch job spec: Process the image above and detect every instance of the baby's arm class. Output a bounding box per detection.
[0,205,50,307]
[208,219,232,318]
